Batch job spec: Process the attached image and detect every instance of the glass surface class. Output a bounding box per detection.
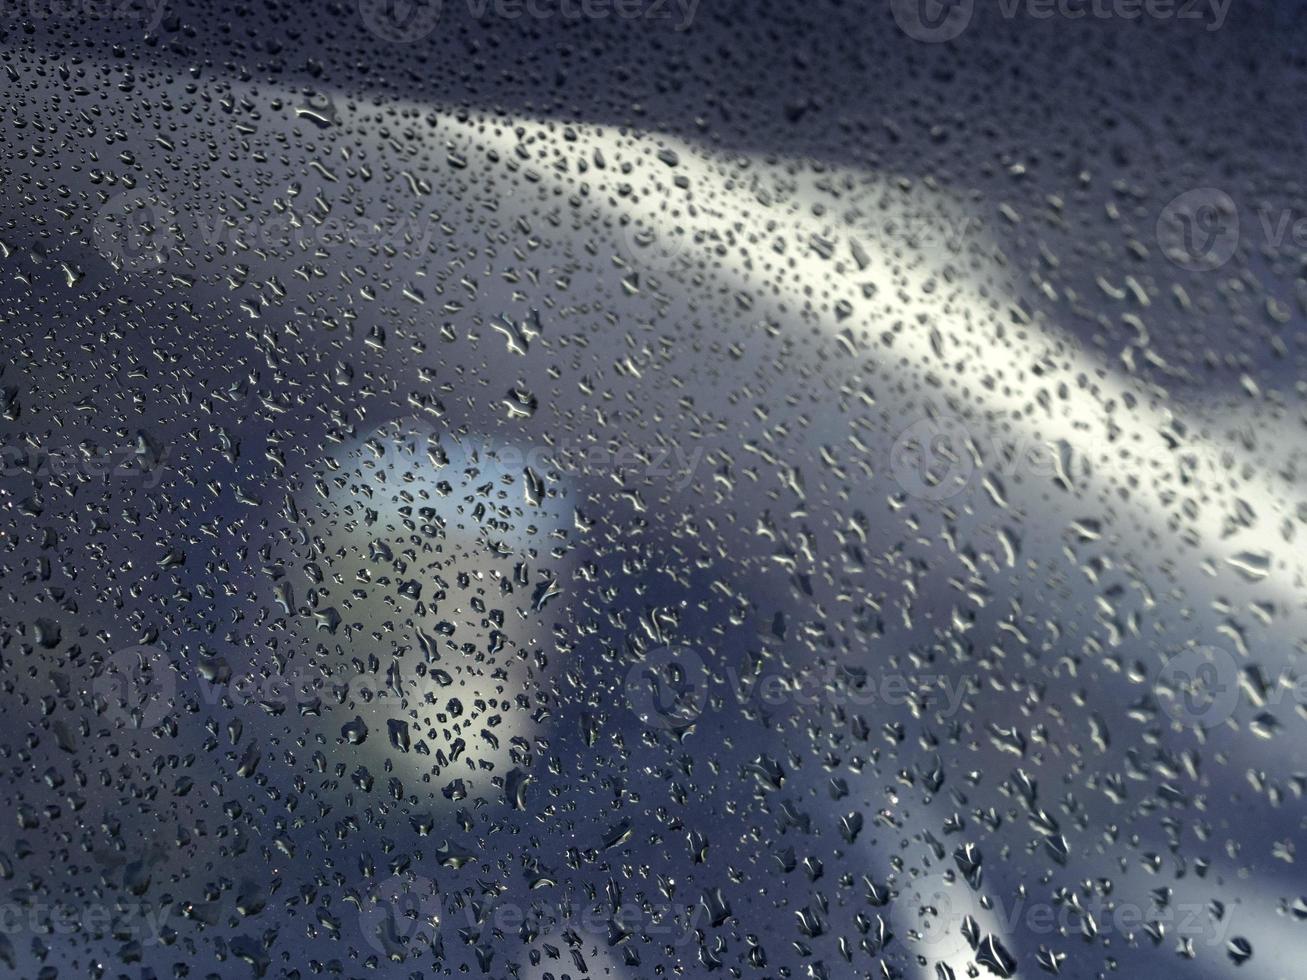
[0,1,1304,978]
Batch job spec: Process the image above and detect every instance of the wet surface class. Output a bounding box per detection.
[1,2,1306,978]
